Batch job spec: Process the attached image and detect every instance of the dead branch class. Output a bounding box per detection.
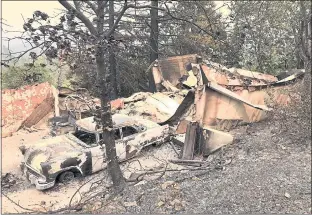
[155,163,168,180]
[68,171,108,207]
[2,42,44,63]
[163,3,223,42]
[169,159,205,164]
[58,0,97,35]
[175,169,211,183]
[169,141,180,156]
[2,193,39,213]
[84,0,99,15]
[105,1,166,38]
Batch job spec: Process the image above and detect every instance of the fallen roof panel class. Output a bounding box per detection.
[207,82,271,111]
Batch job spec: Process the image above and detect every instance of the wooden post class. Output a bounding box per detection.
[182,121,198,160]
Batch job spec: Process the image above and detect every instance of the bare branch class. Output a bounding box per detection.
[2,42,44,63]
[2,193,39,213]
[128,4,166,11]
[58,0,97,35]
[99,0,109,11]
[73,0,81,11]
[84,0,99,14]
[163,3,220,41]
[106,2,166,38]
[105,0,128,38]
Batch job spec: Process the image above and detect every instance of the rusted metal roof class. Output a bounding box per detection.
[158,54,198,86]
[207,82,271,111]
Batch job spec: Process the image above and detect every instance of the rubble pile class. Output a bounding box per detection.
[1,173,17,189]
[116,91,186,123]
[150,54,305,159]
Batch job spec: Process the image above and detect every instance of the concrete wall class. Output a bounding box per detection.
[1,82,56,137]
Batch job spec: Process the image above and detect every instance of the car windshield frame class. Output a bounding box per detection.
[69,127,100,148]
[70,123,146,148]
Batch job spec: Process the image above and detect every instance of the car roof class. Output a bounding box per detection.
[75,114,152,132]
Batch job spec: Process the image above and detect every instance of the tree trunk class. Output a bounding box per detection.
[296,51,304,69]
[149,0,158,93]
[109,0,117,99]
[96,46,125,190]
[96,0,125,190]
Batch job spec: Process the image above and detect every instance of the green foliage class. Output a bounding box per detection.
[2,59,56,89]
[226,1,311,74]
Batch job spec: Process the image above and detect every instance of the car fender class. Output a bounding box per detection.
[56,166,83,179]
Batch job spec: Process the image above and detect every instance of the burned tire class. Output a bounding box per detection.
[58,171,75,183]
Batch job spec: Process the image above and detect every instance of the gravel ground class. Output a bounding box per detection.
[95,118,311,214]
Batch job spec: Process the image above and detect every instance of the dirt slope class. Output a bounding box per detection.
[118,121,311,214]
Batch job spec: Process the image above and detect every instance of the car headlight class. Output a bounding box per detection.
[37,177,47,184]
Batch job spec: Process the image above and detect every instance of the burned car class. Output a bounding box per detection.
[19,114,169,190]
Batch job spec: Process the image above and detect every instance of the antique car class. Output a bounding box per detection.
[19,114,170,190]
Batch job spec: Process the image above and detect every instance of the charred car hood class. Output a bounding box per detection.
[23,134,85,174]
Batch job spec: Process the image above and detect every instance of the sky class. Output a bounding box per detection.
[1,1,230,52]
[2,1,230,33]
[2,1,62,32]
[2,1,63,53]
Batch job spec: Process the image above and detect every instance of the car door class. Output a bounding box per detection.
[116,124,169,161]
[89,142,106,174]
[126,124,169,149]
[91,128,122,173]
[73,130,105,174]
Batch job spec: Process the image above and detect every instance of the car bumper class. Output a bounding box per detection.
[21,163,55,190]
[28,173,55,190]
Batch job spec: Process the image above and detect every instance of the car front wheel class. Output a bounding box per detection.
[58,171,75,183]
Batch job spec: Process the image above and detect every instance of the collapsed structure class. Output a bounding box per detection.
[1,54,304,160]
[150,54,304,157]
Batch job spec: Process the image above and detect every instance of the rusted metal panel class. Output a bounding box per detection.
[158,54,197,86]
[155,55,303,92]
[201,64,276,87]
[195,87,249,126]
[159,90,195,126]
[111,98,124,111]
[201,64,229,85]
[1,82,55,137]
[151,55,304,133]
[21,96,54,128]
[194,84,270,127]
[176,119,189,134]
[228,68,278,83]
[208,82,270,111]
[202,127,233,156]
[233,90,268,122]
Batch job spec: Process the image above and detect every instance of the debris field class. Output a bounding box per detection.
[1,54,309,213]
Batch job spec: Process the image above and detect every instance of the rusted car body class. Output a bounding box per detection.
[20,114,169,190]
